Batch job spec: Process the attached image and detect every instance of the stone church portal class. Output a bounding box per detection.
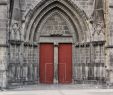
[0,0,113,88]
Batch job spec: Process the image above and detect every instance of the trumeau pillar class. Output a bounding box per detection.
[54,42,58,83]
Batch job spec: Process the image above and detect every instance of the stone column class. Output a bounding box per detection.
[104,0,113,85]
[54,42,58,83]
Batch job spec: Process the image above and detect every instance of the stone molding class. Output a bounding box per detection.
[0,0,7,5]
[24,0,89,43]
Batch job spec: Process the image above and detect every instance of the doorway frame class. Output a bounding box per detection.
[38,40,75,84]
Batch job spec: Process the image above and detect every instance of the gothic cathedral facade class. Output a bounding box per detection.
[0,0,113,88]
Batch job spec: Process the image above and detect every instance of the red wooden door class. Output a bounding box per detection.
[58,44,72,83]
[39,44,54,84]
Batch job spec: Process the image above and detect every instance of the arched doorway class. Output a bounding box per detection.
[24,0,89,84]
[39,13,73,84]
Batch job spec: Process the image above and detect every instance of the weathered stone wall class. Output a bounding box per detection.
[0,4,7,44]
[72,0,95,17]
[109,0,113,45]
[0,1,8,88]
[9,0,106,84]
[74,43,105,81]
[107,0,113,83]
[0,0,112,88]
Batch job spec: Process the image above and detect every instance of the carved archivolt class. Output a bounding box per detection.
[24,0,90,43]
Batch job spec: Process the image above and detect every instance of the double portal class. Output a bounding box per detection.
[39,43,72,84]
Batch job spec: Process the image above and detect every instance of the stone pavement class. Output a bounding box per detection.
[1,89,113,95]
[6,84,113,90]
[0,84,113,95]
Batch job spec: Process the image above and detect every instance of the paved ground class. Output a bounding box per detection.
[1,89,113,95]
[0,84,113,95]
[6,84,113,90]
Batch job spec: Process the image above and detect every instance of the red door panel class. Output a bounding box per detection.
[39,44,54,84]
[58,44,72,83]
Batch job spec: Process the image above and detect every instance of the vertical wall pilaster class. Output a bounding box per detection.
[0,0,8,88]
[104,0,113,84]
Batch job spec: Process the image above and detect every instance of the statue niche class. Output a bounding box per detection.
[11,22,21,41]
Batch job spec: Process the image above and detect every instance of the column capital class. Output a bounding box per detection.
[54,41,59,46]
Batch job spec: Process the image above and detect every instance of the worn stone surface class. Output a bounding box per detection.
[0,0,113,89]
[0,2,8,88]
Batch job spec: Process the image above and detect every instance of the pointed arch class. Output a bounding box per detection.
[24,0,90,42]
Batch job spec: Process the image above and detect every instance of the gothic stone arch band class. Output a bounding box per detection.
[25,0,89,42]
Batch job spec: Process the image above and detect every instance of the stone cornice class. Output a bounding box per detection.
[8,40,23,45]
[106,45,113,48]
[0,44,8,47]
[24,42,37,47]
[0,0,8,5]
[75,41,105,47]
